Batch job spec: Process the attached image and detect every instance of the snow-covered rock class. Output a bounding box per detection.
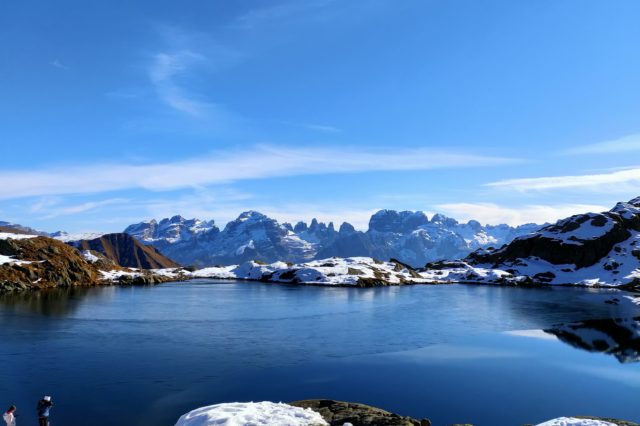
[536,418,618,426]
[81,250,100,263]
[190,257,427,286]
[174,401,328,426]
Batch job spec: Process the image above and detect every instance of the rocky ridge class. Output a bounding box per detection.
[0,232,185,292]
[420,197,640,288]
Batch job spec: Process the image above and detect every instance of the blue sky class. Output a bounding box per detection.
[2,0,640,232]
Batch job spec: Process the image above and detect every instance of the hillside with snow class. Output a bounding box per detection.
[124,210,540,267]
[422,197,640,287]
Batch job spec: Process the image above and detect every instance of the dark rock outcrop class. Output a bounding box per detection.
[290,399,431,426]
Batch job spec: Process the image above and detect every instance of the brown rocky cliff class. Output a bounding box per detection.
[74,233,180,269]
[0,236,101,291]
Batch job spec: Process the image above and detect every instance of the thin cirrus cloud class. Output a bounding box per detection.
[565,133,640,155]
[0,145,519,200]
[436,202,609,226]
[39,199,130,220]
[486,167,640,192]
[149,50,212,117]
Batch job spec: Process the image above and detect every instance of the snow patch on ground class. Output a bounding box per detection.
[82,250,100,263]
[174,401,328,426]
[0,232,38,240]
[536,417,618,426]
[189,257,427,286]
[99,269,142,281]
[0,254,32,266]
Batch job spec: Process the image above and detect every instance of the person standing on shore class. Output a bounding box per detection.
[2,406,16,426]
[36,397,52,426]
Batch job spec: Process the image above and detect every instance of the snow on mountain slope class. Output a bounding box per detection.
[422,197,640,287]
[124,210,541,267]
[125,215,217,244]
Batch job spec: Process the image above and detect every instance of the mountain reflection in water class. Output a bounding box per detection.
[546,316,640,363]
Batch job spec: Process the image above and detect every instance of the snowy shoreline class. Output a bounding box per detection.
[173,400,637,426]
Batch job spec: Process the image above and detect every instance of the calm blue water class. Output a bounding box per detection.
[1,281,639,426]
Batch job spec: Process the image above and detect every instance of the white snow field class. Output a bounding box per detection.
[535,417,618,426]
[0,254,32,266]
[174,401,328,426]
[0,232,38,240]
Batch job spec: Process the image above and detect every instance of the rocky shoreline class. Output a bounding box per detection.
[175,399,640,426]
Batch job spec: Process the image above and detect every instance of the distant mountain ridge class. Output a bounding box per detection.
[124,210,541,267]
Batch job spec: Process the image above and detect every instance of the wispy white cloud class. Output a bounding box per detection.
[50,59,69,70]
[231,0,335,30]
[0,145,519,200]
[149,50,212,117]
[486,167,640,192]
[39,198,130,219]
[566,133,640,155]
[436,202,608,226]
[282,121,342,133]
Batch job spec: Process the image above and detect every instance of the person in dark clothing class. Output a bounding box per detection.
[36,396,52,426]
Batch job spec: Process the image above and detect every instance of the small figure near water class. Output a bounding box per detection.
[2,405,16,426]
[36,397,52,426]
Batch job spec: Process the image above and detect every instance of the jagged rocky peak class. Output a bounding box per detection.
[309,218,325,231]
[628,196,640,207]
[124,215,217,244]
[281,222,294,232]
[466,219,483,232]
[235,210,267,222]
[339,222,356,234]
[224,211,282,237]
[368,210,429,233]
[430,213,458,227]
[293,221,308,233]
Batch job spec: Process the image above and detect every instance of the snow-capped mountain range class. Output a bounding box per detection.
[123,210,541,267]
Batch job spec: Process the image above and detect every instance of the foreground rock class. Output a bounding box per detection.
[290,400,430,426]
[0,233,100,291]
